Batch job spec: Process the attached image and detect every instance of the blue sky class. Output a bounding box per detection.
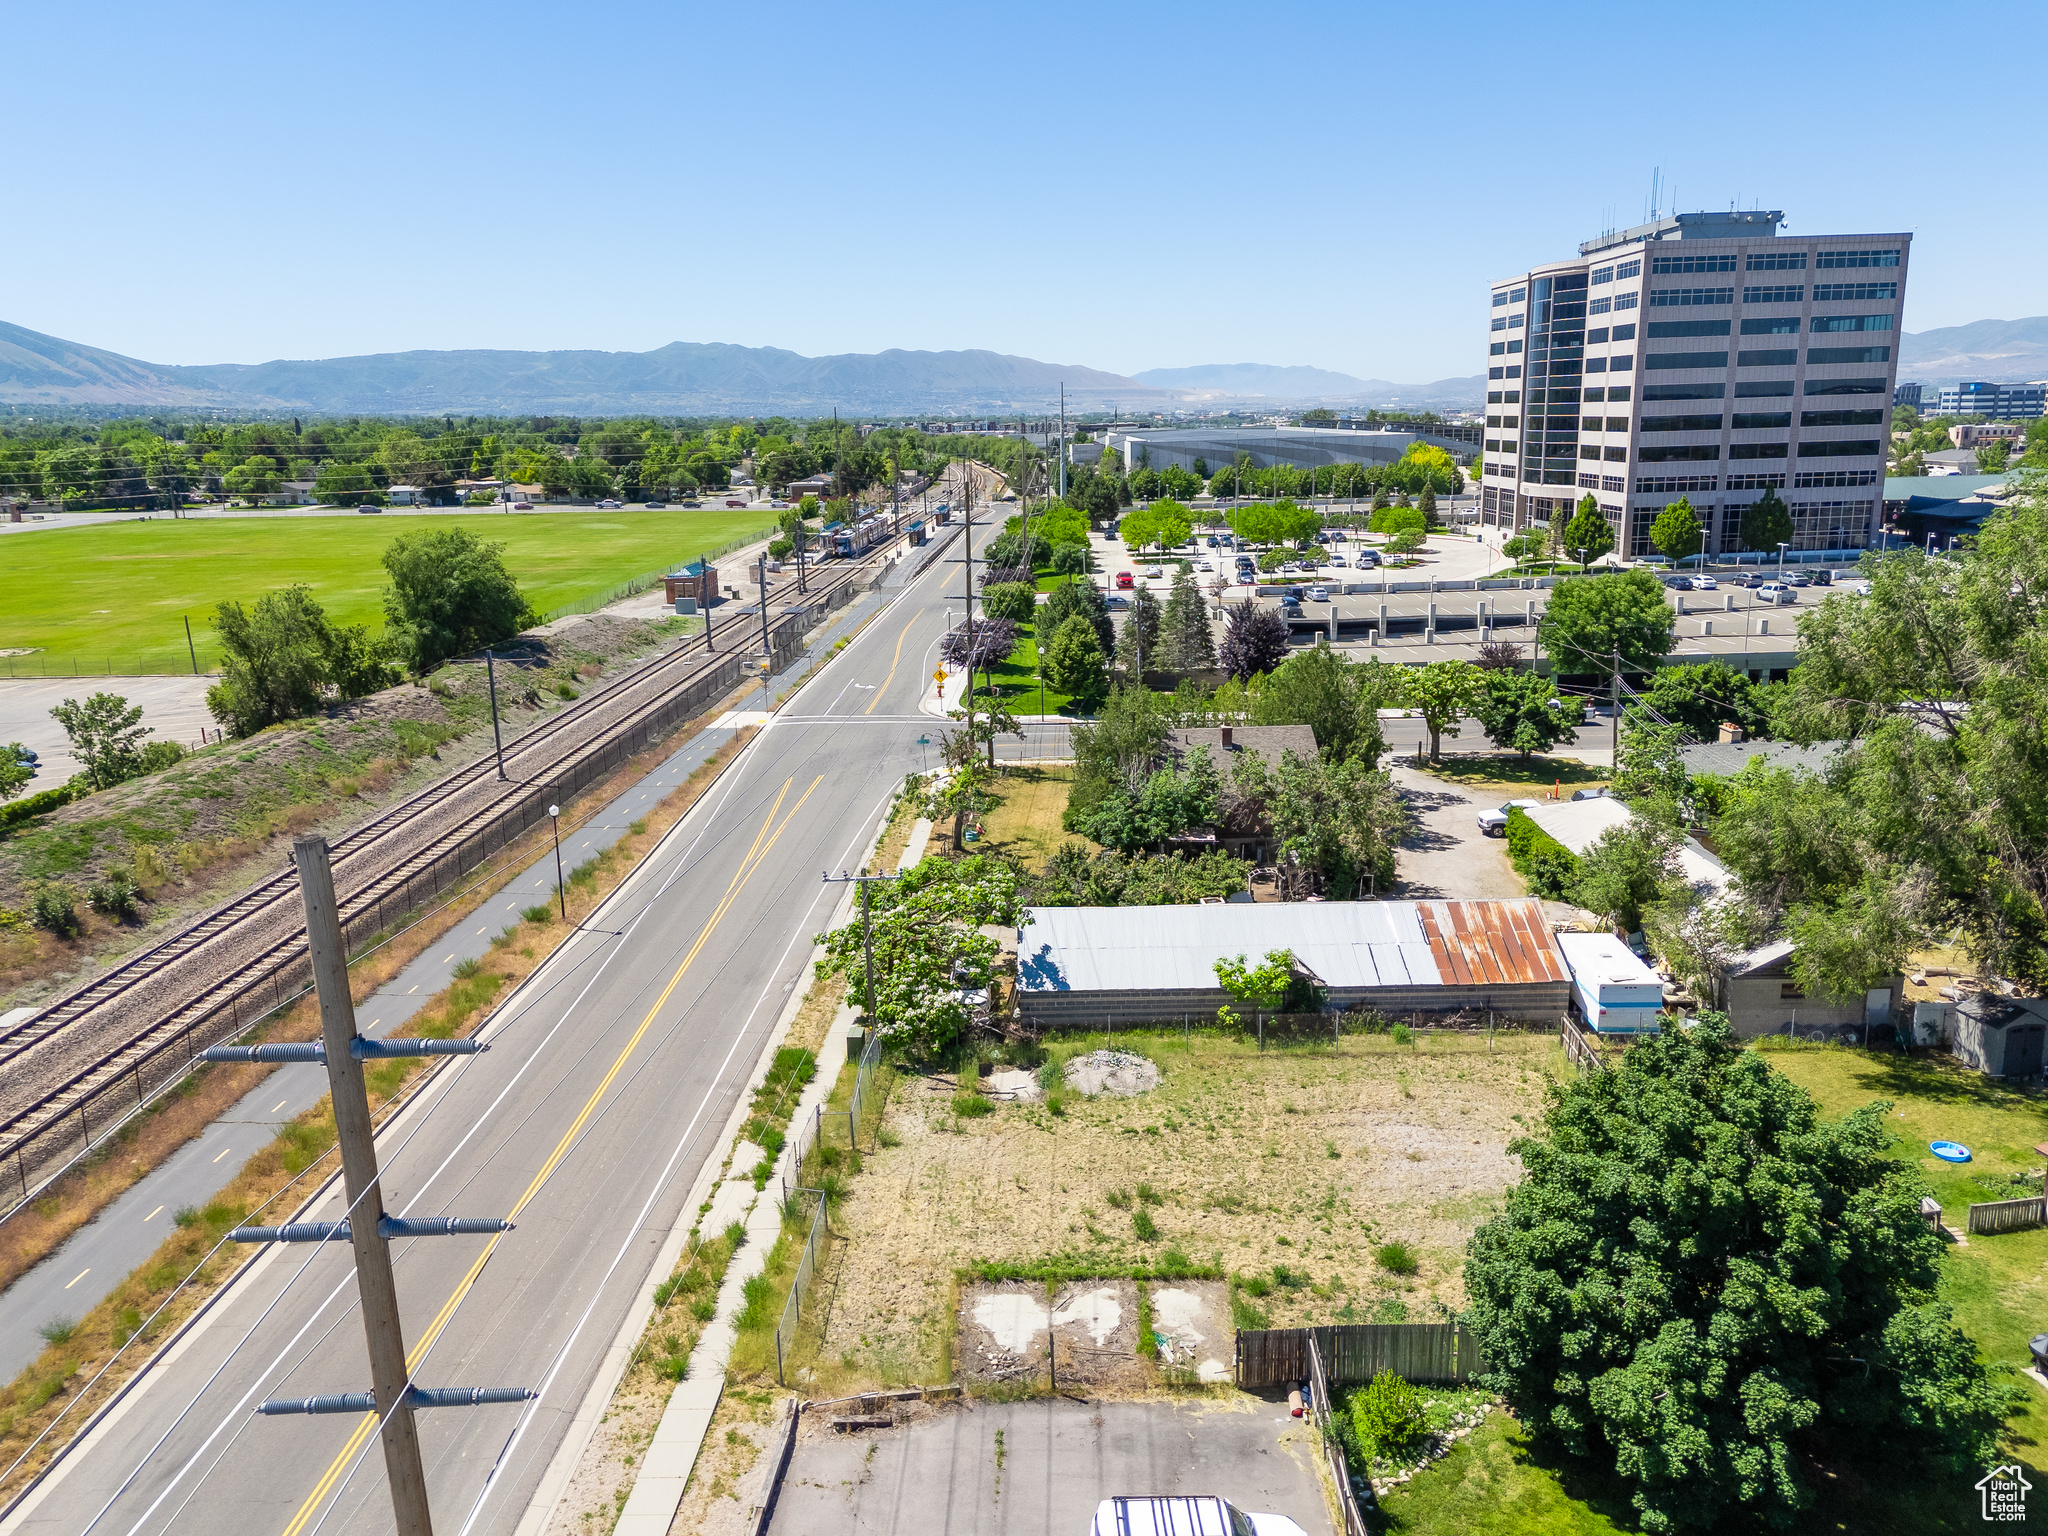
[7,0,2042,384]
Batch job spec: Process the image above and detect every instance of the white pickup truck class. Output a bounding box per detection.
[1090,1496,1308,1536]
[1476,798,1543,837]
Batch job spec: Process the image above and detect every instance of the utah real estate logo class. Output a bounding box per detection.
[1977,1463,2031,1522]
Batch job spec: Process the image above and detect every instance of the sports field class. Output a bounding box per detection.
[0,508,771,675]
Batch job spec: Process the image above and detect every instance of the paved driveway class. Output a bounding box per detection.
[0,674,219,782]
[769,1396,1332,1536]
[1387,764,1525,899]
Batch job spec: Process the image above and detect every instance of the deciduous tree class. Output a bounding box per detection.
[1475,669,1574,760]
[1537,569,1675,679]
[380,528,534,677]
[50,693,149,789]
[1218,600,1289,682]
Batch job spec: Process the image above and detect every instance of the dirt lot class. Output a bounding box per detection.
[794,1029,1565,1392]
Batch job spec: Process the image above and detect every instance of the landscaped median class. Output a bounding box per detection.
[0,723,757,1503]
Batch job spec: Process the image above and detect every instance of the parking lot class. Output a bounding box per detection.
[767,1396,1333,1536]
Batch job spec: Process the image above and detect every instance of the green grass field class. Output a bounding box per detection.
[0,509,771,675]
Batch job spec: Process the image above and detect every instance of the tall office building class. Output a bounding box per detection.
[1928,381,2046,420]
[1478,211,1908,556]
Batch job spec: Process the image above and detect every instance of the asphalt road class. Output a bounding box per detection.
[0,526,978,1536]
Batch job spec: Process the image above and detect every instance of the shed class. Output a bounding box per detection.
[1944,994,2048,1079]
[662,560,718,606]
[1555,932,1664,1035]
[1014,899,1571,1030]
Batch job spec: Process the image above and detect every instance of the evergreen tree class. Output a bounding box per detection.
[1160,567,1216,674]
[1115,586,1163,678]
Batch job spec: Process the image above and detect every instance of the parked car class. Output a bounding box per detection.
[1328,553,1347,566]
[1116,570,1135,589]
[1811,568,1834,586]
[1307,585,1329,602]
[1145,565,1162,579]
[1783,571,1811,587]
[643,500,666,510]
[1740,572,1769,588]
[1756,582,1796,605]
[1570,787,1612,802]
[1278,599,1304,617]
[1692,574,1717,590]
[1354,550,1381,567]
[725,498,747,508]
[1477,798,1543,836]
[1204,535,1218,547]
[1663,575,1695,590]
[1196,559,1214,571]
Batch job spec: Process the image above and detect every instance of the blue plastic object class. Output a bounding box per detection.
[1930,1141,1972,1163]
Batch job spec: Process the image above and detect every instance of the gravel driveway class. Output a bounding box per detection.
[1387,764,1525,899]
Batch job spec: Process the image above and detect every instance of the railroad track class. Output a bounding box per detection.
[0,536,911,1180]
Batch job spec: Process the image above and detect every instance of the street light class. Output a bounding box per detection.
[547,803,565,919]
[1776,540,1789,584]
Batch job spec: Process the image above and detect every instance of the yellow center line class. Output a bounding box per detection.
[280,774,823,1536]
[864,619,915,714]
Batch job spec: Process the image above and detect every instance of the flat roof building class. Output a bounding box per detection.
[1479,210,1908,560]
[1929,381,2045,420]
[1014,899,1571,1029]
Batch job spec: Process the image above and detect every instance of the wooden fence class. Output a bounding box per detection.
[1236,1324,1488,1390]
[1968,1196,2046,1236]
[1303,1333,1373,1536]
[1560,1015,1606,1073]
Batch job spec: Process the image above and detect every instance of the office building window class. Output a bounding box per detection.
[1807,346,1891,365]
[1486,415,1500,427]
[1614,292,1638,311]
[1587,328,1610,344]
[1610,323,1636,341]
[1607,386,1632,402]
[1648,319,1732,339]
[1650,253,1736,274]
[1650,287,1735,306]
[1509,313,1525,327]
[1811,313,1892,333]
[1738,348,1799,367]
[1643,413,1724,432]
[1604,448,1628,463]
[1801,409,1884,427]
[1579,416,1604,432]
[1506,365,1521,378]
[1746,251,1807,271]
[1733,412,1792,429]
[1794,470,1879,488]
[1638,444,1721,462]
[1584,358,1608,373]
[1591,265,1615,285]
[1735,380,1794,397]
[1606,417,1629,432]
[1578,473,1603,489]
[1504,390,1521,402]
[1589,295,1612,315]
[1486,390,1502,404]
[1581,388,1605,402]
[1635,474,1718,493]
[1799,439,1883,457]
[1740,317,1801,335]
[1491,317,1507,332]
[1488,366,1504,379]
[1502,415,1519,426]
[1615,259,1641,280]
[1507,339,1523,353]
[1813,281,1897,302]
[1646,352,1729,370]
[1581,444,1603,460]
[1511,286,1526,301]
[1602,475,1626,491]
[1786,498,1878,550]
[1816,249,1899,268]
[1729,443,1790,460]
[1609,355,1634,371]
[1645,382,1726,400]
[1742,284,1804,304]
[1727,473,1787,490]
[1804,377,1886,395]
[1490,342,1505,356]
[1493,291,1509,307]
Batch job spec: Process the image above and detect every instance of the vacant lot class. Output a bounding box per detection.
[789,1028,1564,1392]
[0,508,769,673]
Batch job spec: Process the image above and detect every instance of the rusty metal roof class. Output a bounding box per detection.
[1016,899,1566,994]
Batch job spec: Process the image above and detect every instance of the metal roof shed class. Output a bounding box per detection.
[1014,900,1570,1030]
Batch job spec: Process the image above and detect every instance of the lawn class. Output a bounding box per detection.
[1413,753,1610,801]
[1374,1413,1637,1534]
[968,764,1092,867]
[969,620,1083,717]
[0,508,770,675]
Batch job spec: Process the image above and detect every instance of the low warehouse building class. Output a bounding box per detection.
[1722,938,1901,1041]
[1014,900,1570,1030]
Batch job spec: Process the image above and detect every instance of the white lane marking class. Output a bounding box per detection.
[211,1147,231,1164]
[270,1100,287,1113]
[65,1269,90,1289]
[144,1207,163,1222]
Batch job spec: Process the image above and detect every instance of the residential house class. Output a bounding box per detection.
[1167,724,1318,864]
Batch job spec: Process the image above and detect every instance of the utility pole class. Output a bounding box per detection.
[821,870,898,1023]
[701,555,715,653]
[183,615,199,676]
[200,837,517,1536]
[757,552,773,684]
[1057,384,1066,502]
[1610,647,1622,767]
[483,649,506,780]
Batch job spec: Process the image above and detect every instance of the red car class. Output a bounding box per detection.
[725,498,747,508]
[1115,570,1134,590]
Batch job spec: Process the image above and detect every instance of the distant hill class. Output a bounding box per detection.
[1132,362,1484,408]
[0,320,1487,416]
[0,323,1161,415]
[1899,317,2048,383]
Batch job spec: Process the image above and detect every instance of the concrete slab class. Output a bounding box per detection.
[0,675,219,783]
[769,1397,1333,1536]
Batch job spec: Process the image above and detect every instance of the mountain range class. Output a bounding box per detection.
[0,322,1481,417]
[2,314,2038,418]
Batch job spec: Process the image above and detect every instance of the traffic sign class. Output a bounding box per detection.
[933,669,948,683]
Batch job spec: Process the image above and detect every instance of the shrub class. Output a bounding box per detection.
[1135,1182,1161,1205]
[555,683,579,700]
[37,1317,76,1345]
[1229,1286,1272,1331]
[1389,1023,1414,1046]
[30,884,81,936]
[1237,1272,1272,1298]
[981,582,1038,625]
[87,870,140,921]
[1132,1209,1160,1240]
[452,957,482,980]
[1350,1369,1426,1453]
[1374,1240,1420,1275]
[1105,1188,1133,1209]
[1052,543,1090,576]
[733,1274,775,1331]
[522,904,555,923]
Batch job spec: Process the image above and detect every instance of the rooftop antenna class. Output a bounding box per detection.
[1648,167,1661,222]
